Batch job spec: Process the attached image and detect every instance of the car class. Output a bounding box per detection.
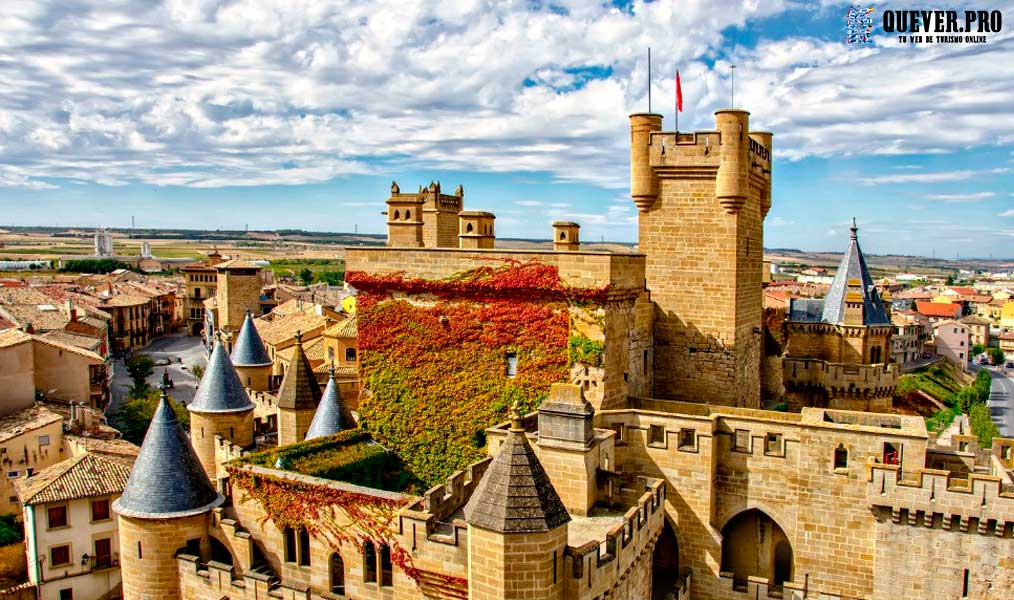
[980,357,990,365]
[1007,362,1014,369]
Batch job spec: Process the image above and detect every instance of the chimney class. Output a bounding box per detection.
[552,222,580,252]
[65,298,77,322]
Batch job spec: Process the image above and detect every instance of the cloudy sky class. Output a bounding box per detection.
[2,0,1013,258]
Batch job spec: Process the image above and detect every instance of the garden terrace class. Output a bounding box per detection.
[228,430,413,493]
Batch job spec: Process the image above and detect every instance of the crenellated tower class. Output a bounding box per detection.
[630,109,772,407]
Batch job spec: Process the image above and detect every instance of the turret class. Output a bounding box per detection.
[552,221,580,251]
[465,405,570,600]
[629,113,662,211]
[385,181,424,247]
[305,365,353,440]
[231,311,273,391]
[276,332,322,445]
[113,389,223,600]
[458,211,496,249]
[188,340,256,481]
[536,383,605,516]
[715,109,750,214]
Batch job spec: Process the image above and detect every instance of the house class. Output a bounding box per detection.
[15,452,134,600]
[915,301,962,323]
[959,315,991,350]
[932,319,971,370]
[0,329,109,411]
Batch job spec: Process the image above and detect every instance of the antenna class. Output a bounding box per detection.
[730,64,736,108]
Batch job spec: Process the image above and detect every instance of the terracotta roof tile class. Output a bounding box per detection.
[16,452,133,506]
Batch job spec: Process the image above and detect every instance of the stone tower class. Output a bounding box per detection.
[552,221,580,251]
[113,390,223,600]
[629,109,772,407]
[386,181,424,247]
[230,312,273,391]
[276,333,322,445]
[214,259,263,334]
[458,211,496,249]
[421,181,463,248]
[464,406,570,600]
[188,340,256,481]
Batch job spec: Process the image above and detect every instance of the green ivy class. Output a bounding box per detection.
[568,335,605,368]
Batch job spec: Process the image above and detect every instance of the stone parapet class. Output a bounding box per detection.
[868,464,1014,535]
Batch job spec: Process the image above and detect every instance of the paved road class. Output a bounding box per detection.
[984,365,1014,438]
[107,334,209,415]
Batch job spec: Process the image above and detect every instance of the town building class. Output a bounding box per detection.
[960,315,991,349]
[0,329,108,411]
[109,109,1014,600]
[932,319,971,370]
[915,300,962,323]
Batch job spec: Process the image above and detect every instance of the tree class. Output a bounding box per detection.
[989,347,1006,366]
[972,343,986,357]
[109,388,190,446]
[298,268,314,285]
[191,364,204,381]
[317,270,344,286]
[124,354,155,398]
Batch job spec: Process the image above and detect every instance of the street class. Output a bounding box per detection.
[984,365,1014,438]
[107,334,209,416]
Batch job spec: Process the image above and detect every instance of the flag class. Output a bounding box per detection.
[675,70,683,112]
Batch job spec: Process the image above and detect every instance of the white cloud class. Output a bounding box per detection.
[923,192,996,202]
[856,168,1009,186]
[999,209,1014,217]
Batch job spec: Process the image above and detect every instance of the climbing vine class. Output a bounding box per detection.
[347,260,607,486]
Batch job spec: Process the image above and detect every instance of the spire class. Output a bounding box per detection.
[304,365,348,440]
[820,221,890,326]
[464,403,571,533]
[189,340,255,413]
[113,388,222,519]
[276,331,321,410]
[231,312,272,367]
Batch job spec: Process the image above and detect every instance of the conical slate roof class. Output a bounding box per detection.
[113,391,223,519]
[820,221,890,326]
[231,313,272,367]
[305,371,347,440]
[189,341,255,414]
[276,334,321,410]
[464,408,571,534]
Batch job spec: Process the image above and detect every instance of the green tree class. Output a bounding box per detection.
[109,388,190,446]
[124,355,155,398]
[989,347,1006,366]
[317,270,345,286]
[972,343,986,357]
[60,258,130,274]
[191,364,204,381]
[969,403,1000,448]
[0,514,23,545]
[298,268,314,285]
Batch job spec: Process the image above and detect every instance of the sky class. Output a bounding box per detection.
[1,0,1013,258]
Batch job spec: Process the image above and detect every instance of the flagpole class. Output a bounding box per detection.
[675,69,679,134]
[730,64,736,108]
[647,47,652,113]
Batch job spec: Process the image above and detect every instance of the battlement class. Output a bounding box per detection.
[564,477,666,600]
[868,463,1014,535]
[784,358,898,391]
[345,247,646,295]
[177,553,310,600]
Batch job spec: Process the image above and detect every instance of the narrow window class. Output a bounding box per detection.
[298,528,311,566]
[610,423,623,443]
[47,505,68,529]
[962,568,970,597]
[466,223,474,233]
[765,433,782,455]
[733,429,751,451]
[559,232,566,240]
[553,551,557,583]
[405,210,411,220]
[330,552,345,595]
[648,424,665,446]
[345,348,357,361]
[834,444,848,469]
[50,545,71,566]
[643,350,649,374]
[506,352,518,378]
[284,527,297,563]
[363,542,377,583]
[393,210,400,220]
[380,544,393,587]
[137,541,142,559]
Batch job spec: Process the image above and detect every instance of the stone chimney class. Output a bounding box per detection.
[458,211,496,249]
[552,222,580,251]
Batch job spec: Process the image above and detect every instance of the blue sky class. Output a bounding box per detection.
[1,0,1012,257]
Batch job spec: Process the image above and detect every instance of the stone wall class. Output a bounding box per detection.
[119,513,210,600]
[190,409,254,480]
[216,269,262,333]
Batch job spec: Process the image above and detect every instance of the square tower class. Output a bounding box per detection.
[630,110,772,407]
[420,181,463,248]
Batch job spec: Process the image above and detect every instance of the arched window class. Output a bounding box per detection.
[466,223,474,233]
[834,444,848,470]
[298,527,311,566]
[393,210,400,220]
[363,541,377,583]
[559,231,566,240]
[330,552,345,595]
[405,210,411,220]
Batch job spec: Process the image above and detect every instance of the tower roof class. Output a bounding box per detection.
[113,391,222,519]
[189,340,255,414]
[276,333,322,410]
[464,407,570,534]
[820,221,890,326]
[304,369,348,440]
[231,313,273,367]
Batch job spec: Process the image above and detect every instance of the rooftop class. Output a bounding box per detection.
[0,404,63,444]
[231,313,273,367]
[16,452,133,506]
[188,341,256,414]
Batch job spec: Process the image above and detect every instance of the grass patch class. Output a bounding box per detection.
[925,404,961,434]
[897,363,964,404]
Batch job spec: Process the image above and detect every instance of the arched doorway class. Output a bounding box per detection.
[209,537,233,565]
[720,509,793,589]
[191,322,203,337]
[330,552,345,595]
[651,519,680,599]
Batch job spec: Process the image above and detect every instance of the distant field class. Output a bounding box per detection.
[266,259,346,280]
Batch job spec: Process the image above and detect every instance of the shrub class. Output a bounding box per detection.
[109,389,190,445]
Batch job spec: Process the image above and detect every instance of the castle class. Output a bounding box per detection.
[111,109,1014,600]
